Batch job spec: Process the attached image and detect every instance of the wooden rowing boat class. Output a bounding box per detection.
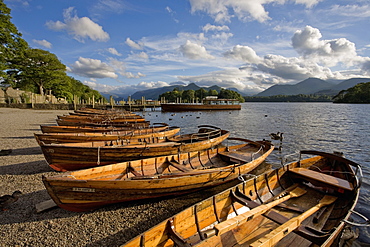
[56,119,150,127]
[57,113,144,121]
[35,126,180,144]
[72,108,129,115]
[42,137,274,212]
[38,125,231,171]
[40,123,167,134]
[123,150,363,247]
[57,116,146,123]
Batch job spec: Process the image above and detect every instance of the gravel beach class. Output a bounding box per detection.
[0,108,256,247]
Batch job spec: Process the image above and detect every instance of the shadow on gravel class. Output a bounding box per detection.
[26,128,42,132]
[3,146,43,155]
[0,160,52,175]
[4,136,35,139]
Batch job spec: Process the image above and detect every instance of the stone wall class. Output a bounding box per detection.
[0,87,65,104]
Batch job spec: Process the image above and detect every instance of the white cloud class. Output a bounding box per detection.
[179,40,215,60]
[210,32,233,44]
[178,67,265,94]
[70,57,118,78]
[224,45,261,63]
[33,39,52,48]
[294,0,322,8]
[128,51,149,60]
[189,0,322,23]
[292,25,359,67]
[328,4,370,18]
[83,80,118,93]
[202,23,230,32]
[165,6,174,14]
[360,58,370,75]
[107,48,122,56]
[255,54,335,81]
[108,58,146,79]
[46,7,109,43]
[125,38,143,50]
[137,81,170,89]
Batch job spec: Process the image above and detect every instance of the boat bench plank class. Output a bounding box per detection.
[129,167,142,177]
[289,168,353,191]
[219,151,251,163]
[168,161,191,172]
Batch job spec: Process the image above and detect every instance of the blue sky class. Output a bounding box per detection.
[4,0,370,96]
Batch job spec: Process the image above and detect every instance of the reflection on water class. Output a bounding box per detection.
[141,102,370,243]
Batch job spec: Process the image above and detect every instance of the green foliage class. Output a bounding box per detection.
[0,1,28,80]
[244,94,332,102]
[182,90,195,102]
[195,88,208,99]
[159,87,244,102]
[333,82,370,103]
[219,88,245,102]
[10,48,67,95]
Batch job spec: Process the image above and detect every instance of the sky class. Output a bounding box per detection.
[4,0,370,96]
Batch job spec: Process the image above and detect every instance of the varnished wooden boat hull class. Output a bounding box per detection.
[57,114,144,121]
[72,108,131,116]
[42,138,274,211]
[40,123,167,133]
[123,150,361,247]
[39,126,230,171]
[56,119,150,127]
[35,126,180,144]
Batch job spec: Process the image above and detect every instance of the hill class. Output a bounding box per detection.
[256,78,333,96]
[256,77,370,97]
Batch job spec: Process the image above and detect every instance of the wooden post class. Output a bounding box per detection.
[92,95,95,108]
[73,94,77,110]
[110,96,114,109]
[128,96,132,112]
[31,93,34,108]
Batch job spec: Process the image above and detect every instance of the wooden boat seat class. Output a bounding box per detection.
[219,151,251,163]
[289,168,353,191]
[167,161,192,172]
[125,142,180,148]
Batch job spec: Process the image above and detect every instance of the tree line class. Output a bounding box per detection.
[0,1,104,103]
[159,88,245,103]
[333,82,370,103]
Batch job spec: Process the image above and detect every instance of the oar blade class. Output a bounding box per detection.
[320,195,337,206]
[289,187,306,198]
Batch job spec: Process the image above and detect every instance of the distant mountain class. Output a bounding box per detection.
[256,77,370,97]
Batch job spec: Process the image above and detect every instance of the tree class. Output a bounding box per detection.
[195,88,207,100]
[0,1,28,82]
[209,89,218,96]
[219,88,245,102]
[333,82,370,103]
[11,48,67,95]
[182,90,195,102]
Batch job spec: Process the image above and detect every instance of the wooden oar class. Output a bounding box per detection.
[214,187,307,235]
[250,195,337,247]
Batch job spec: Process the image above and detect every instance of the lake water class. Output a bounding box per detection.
[140,102,370,244]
